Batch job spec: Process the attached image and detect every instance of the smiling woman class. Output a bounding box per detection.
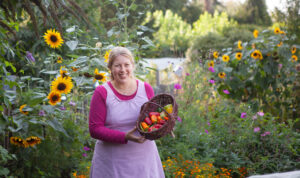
[88,46,165,178]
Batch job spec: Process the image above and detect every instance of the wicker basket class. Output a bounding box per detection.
[137,94,178,140]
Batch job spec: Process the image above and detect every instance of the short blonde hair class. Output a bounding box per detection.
[107,46,135,79]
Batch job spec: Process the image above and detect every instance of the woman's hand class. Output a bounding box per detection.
[125,126,146,143]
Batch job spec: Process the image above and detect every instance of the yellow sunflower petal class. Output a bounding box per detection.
[51,76,73,94]
[47,91,61,105]
[19,104,29,115]
[44,29,64,48]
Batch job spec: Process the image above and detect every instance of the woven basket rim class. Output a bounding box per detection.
[137,101,176,134]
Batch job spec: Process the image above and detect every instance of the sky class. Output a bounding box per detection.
[221,0,287,13]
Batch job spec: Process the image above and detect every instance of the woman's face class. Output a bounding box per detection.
[111,55,134,84]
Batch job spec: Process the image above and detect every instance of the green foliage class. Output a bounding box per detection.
[232,0,271,26]
[192,11,238,37]
[204,28,300,120]
[0,145,16,177]
[143,10,192,56]
[143,10,237,57]
[0,0,154,177]
[157,63,300,176]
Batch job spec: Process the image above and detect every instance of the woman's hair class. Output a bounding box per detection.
[107,46,135,80]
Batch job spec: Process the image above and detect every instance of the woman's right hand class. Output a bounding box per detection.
[125,126,146,143]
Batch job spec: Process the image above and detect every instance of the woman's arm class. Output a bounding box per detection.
[89,86,128,144]
[144,82,154,99]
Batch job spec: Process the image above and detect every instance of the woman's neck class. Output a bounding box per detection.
[111,78,137,95]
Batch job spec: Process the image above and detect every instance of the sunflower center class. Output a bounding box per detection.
[50,35,58,42]
[95,74,103,80]
[52,95,59,101]
[253,53,258,57]
[58,83,66,90]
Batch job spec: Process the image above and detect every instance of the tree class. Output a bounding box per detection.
[232,0,271,26]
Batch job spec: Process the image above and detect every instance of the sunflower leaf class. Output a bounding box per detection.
[66,40,78,51]
[68,56,88,67]
[46,118,69,137]
[40,70,58,75]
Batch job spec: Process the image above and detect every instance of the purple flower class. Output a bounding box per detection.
[278,64,282,70]
[26,51,35,62]
[82,153,87,157]
[208,67,215,73]
[209,79,215,84]
[223,89,230,94]
[177,116,182,122]
[240,112,247,118]
[69,101,76,106]
[186,73,190,76]
[205,129,209,134]
[84,146,90,151]
[261,131,271,136]
[264,131,271,135]
[207,122,211,126]
[252,115,257,120]
[254,127,260,133]
[39,110,46,116]
[60,106,66,111]
[174,83,182,90]
[257,111,264,116]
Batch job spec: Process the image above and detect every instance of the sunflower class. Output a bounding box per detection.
[280,30,285,35]
[277,41,283,47]
[10,137,28,147]
[251,50,263,60]
[253,30,259,38]
[218,72,226,79]
[291,46,296,54]
[57,56,63,63]
[94,68,107,83]
[222,55,230,62]
[20,104,28,115]
[291,55,298,62]
[51,76,73,94]
[43,29,64,48]
[26,136,41,147]
[47,91,61,105]
[104,50,111,63]
[213,51,219,58]
[274,27,280,34]
[238,40,243,50]
[236,52,242,60]
[208,60,214,68]
[60,66,69,78]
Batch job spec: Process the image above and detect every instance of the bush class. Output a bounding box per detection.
[157,63,300,176]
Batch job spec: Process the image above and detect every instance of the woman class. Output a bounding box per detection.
[89,46,165,178]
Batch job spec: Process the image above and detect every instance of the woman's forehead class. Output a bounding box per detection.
[113,55,133,64]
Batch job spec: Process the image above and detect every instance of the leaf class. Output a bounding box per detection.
[138,25,154,32]
[66,26,76,33]
[28,92,46,105]
[46,118,69,137]
[66,41,78,51]
[68,56,88,67]
[141,37,155,48]
[40,70,58,75]
[29,119,46,125]
[223,67,233,73]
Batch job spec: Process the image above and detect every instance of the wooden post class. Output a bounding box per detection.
[156,69,160,87]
